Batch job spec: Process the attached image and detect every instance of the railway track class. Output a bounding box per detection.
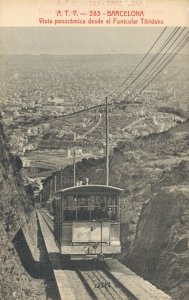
[75,261,137,300]
[39,209,54,232]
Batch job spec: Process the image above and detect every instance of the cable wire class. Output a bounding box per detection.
[119,34,189,106]
[108,27,168,98]
[112,27,181,102]
[127,30,188,101]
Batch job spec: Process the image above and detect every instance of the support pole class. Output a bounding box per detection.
[73,149,76,186]
[60,169,63,189]
[105,97,109,186]
[54,175,57,192]
[101,220,103,255]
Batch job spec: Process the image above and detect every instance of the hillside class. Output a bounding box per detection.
[125,162,189,300]
[0,122,46,299]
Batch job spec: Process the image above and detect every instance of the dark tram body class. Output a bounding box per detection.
[53,184,123,260]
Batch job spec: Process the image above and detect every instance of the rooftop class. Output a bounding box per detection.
[56,184,124,196]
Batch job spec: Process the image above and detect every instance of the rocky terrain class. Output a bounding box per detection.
[0,121,47,300]
[125,166,189,300]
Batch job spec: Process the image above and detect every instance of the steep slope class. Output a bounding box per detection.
[0,122,45,299]
[125,161,189,300]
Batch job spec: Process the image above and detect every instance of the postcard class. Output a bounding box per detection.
[0,1,189,299]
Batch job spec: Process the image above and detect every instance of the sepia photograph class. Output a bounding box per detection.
[0,2,189,299]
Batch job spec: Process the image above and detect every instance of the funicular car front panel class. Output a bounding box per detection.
[54,185,123,258]
[72,221,110,243]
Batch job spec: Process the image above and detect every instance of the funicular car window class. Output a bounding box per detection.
[89,195,118,220]
[105,195,118,220]
[89,195,95,210]
[63,196,77,221]
[77,196,90,220]
[91,195,107,220]
[63,193,119,221]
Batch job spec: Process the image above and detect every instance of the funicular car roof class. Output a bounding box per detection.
[56,184,123,196]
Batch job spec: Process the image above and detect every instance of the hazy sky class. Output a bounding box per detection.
[0,27,188,55]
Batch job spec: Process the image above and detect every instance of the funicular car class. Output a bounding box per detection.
[53,184,123,260]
